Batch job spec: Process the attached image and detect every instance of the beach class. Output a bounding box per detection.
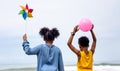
[0,65,120,71]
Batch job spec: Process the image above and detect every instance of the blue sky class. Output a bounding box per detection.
[0,0,120,65]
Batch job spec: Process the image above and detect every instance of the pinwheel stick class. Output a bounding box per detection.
[25,20,27,34]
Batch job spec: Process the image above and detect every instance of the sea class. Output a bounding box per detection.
[0,63,120,71]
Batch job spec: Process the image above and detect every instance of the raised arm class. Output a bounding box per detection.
[90,26,97,54]
[22,34,40,55]
[67,25,80,56]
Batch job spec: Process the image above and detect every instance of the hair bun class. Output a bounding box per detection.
[51,28,60,38]
[39,27,49,37]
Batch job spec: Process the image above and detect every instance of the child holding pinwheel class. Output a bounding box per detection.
[22,27,64,71]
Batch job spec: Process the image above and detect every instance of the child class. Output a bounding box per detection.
[67,25,97,71]
[22,27,64,71]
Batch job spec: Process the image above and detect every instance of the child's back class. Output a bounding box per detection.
[77,50,93,71]
[67,25,96,71]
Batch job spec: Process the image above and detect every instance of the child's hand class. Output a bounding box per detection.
[73,25,79,33]
[23,34,27,41]
[91,24,94,31]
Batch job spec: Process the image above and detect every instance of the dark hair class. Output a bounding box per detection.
[78,36,89,47]
[39,27,60,41]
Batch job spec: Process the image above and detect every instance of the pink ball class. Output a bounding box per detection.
[78,18,93,32]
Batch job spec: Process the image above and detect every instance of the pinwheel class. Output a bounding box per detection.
[19,4,33,20]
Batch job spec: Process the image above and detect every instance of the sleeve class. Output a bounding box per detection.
[22,40,40,55]
[58,50,64,71]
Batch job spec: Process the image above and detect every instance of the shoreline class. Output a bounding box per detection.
[0,65,120,71]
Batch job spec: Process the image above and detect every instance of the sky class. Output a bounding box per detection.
[0,0,120,66]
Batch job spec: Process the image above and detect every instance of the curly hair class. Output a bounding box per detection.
[39,27,60,41]
[78,36,89,47]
